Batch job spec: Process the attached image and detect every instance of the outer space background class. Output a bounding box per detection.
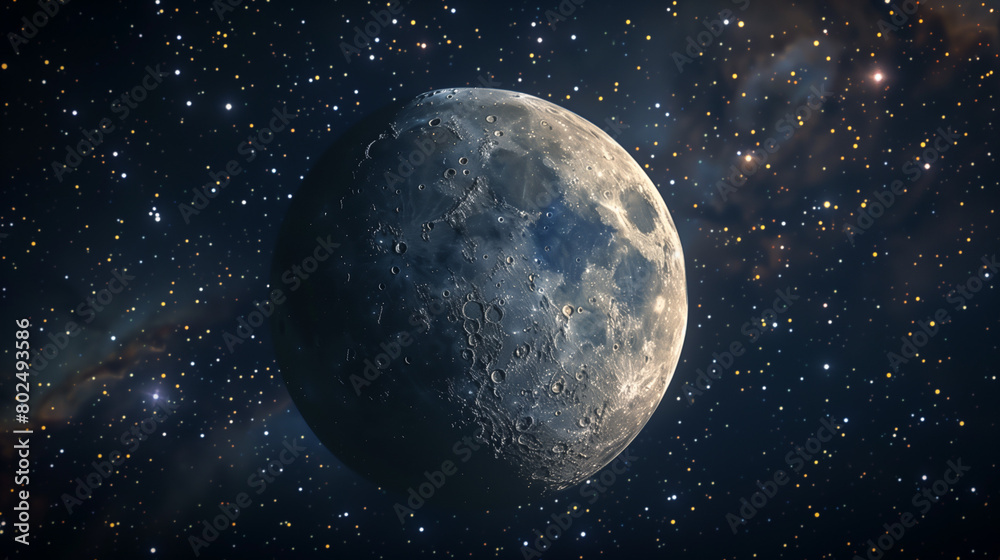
[0,0,998,559]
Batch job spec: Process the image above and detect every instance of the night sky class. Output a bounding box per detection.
[1,0,999,559]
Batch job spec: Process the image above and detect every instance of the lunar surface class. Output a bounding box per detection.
[271,88,687,505]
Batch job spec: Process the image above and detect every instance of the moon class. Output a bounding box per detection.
[271,87,687,506]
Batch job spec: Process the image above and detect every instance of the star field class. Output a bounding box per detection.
[0,1,998,559]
